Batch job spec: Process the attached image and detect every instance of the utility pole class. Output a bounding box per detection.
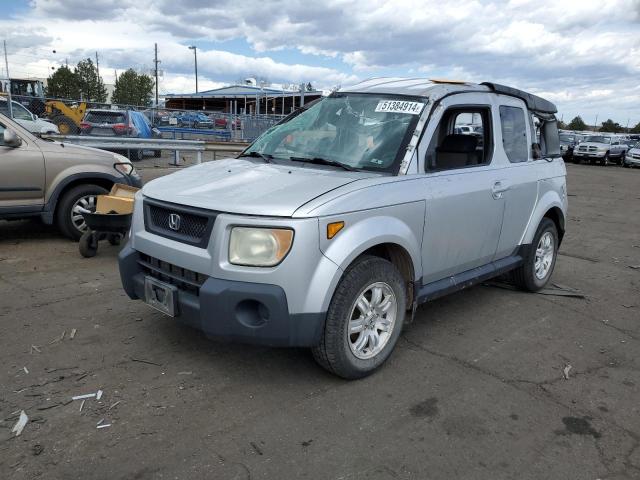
[153,43,160,107]
[3,40,12,119]
[95,51,100,78]
[594,114,598,132]
[188,45,198,93]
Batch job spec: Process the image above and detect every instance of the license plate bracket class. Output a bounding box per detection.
[144,276,178,317]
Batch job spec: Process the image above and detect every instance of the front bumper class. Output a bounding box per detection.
[574,151,606,159]
[118,244,325,347]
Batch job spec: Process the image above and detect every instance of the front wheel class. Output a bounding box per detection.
[56,184,108,240]
[312,255,406,379]
[512,218,558,292]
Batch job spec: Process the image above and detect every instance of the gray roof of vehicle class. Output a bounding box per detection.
[339,77,557,114]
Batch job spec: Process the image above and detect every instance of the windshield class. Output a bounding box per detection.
[559,135,574,143]
[85,111,126,124]
[585,135,611,143]
[245,93,425,173]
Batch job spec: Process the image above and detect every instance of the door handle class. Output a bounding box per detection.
[491,181,509,199]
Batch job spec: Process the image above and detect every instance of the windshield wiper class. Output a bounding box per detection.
[240,151,275,163]
[289,156,357,172]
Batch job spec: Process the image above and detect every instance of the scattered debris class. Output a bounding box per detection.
[70,328,77,339]
[96,389,103,401]
[79,400,85,412]
[108,401,121,410]
[32,444,44,456]
[97,418,105,426]
[131,357,162,366]
[563,364,573,380]
[23,366,29,374]
[628,265,640,270]
[538,284,586,299]
[97,423,111,429]
[30,345,41,354]
[49,331,66,345]
[12,411,28,436]
[178,371,193,375]
[72,392,96,401]
[250,441,264,455]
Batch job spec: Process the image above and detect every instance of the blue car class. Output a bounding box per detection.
[176,112,214,129]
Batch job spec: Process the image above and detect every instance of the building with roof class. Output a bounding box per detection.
[165,84,323,115]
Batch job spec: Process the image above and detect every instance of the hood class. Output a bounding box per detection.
[142,158,373,217]
[37,138,122,161]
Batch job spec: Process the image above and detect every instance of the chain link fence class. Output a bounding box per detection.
[1,94,283,143]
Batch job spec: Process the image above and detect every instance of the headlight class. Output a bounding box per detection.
[113,154,136,175]
[229,227,294,267]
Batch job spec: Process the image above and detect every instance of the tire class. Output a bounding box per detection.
[52,115,78,135]
[79,231,98,257]
[618,152,625,166]
[56,184,108,241]
[602,153,610,166]
[312,255,406,379]
[107,234,121,246]
[153,150,162,158]
[512,218,558,292]
[130,149,144,162]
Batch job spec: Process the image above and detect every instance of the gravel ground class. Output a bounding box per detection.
[1,163,639,480]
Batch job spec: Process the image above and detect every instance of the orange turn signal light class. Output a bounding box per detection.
[327,221,345,239]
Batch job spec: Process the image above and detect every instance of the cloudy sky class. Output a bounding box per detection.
[2,0,639,125]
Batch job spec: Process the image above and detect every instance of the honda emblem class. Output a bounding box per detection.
[168,213,181,231]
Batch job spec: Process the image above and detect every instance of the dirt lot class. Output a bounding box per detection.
[1,163,639,480]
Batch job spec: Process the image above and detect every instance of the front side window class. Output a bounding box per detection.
[499,106,528,163]
[245,93,424,173]
[425,107,492,171]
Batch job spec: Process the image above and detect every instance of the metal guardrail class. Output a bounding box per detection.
[42,134,248,165]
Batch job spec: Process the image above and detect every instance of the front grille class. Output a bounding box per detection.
[138,253,207,295]
[143,198,216,247]
[632,154,640,159]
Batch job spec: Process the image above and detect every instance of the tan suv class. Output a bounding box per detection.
[0,113,142,240]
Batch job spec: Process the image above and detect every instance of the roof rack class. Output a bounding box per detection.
[481,82,557,115]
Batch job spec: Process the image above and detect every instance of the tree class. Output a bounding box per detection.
[45,66,80,99]
[557,119,567,130]
[566,116,587,131]
[111,69,155,107]
[306,82,314,92]
[75,58,107,103]
[631,122,640,134]
[599,119,623,133]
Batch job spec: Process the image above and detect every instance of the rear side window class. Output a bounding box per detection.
[85,111,126,124]
[499,106,528,163]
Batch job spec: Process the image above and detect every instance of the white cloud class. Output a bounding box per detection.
[3,0,639,123]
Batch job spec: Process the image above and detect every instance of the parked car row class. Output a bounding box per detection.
[559,130,640,167]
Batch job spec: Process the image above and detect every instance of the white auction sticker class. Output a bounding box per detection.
[375,100,425,115]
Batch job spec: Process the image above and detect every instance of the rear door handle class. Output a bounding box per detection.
[492,181,509,199]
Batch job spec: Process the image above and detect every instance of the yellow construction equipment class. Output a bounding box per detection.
[44,101,87,135]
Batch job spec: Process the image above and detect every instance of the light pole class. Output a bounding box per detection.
[188,45,198,93]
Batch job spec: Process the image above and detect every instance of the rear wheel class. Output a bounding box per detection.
[618,152,625,166]
[312,255,406,379]
[512,218,558,292]
[56,184,108,241]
